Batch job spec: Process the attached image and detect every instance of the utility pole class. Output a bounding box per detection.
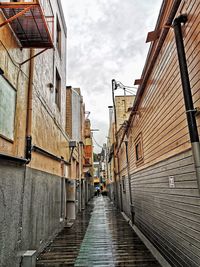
[112,79,123,211]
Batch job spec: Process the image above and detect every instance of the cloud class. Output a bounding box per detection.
[61,0,162,152]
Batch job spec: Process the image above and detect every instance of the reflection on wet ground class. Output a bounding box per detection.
[37,196,161,267]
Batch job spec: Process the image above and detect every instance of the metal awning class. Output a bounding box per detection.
[0,1,54,48]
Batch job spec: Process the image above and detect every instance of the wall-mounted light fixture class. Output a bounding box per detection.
[0,68,4,75]
[47,82,54,92]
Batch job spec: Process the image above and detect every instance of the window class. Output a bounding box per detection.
[56,16,61,55]
[55,69,61,110]
[122,176,126,193]
[135,133,144,164]
[0,75,16,141]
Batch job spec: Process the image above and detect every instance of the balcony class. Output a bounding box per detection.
[0,0,54,48]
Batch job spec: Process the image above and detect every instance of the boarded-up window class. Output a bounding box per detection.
[0,76,16,140]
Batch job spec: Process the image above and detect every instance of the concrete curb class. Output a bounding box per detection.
[121,212,172,267]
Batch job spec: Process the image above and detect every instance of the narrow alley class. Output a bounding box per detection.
[0,0,200,266]
[36,196,161,267]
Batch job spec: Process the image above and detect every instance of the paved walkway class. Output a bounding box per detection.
[36,196,161,267]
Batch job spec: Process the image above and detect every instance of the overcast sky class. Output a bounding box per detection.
[61,0,162,153]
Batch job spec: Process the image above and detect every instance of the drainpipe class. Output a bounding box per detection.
[173,15,200,191]
[124,139,135,223]
[112,79,122,210]
[25,49,34,163]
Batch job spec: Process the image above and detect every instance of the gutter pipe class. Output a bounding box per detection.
[124,140,134,223]
[25,49,34,163]
[173,14,200,191]
[112,79,120,209]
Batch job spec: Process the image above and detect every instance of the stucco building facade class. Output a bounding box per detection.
[0,1,71,266]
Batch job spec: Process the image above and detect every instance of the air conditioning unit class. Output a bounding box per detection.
[69,140,77,148]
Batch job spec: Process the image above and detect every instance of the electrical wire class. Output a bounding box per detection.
[123,88,136,95]
[115,87,136,95]
[116,81,138,90]
[92,135,103,149]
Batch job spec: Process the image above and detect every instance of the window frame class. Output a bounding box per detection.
[55,68,61,110]
[56,15,61,56]
[0,75,16,142]
[122,175,126,193]
[135,133,144,165]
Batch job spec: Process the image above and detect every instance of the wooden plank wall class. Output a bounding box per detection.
[117,143,131,216]
[128,0,200,173]
[131,150,200,266]
[120,0,200,266]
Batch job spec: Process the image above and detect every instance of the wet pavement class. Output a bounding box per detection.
[36,196,161,267]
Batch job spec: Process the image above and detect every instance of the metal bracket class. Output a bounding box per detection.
[69,147,75,162]
[163,24,172,29]
[195,107,200,116]
[186,109,198,114]
[20,48,49,65]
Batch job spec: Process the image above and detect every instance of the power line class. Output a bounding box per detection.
[115,87,136,95]
[123,88,136,95]
[116,81,138,90]
[92,135,103,149]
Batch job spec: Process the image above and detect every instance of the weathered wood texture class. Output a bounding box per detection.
[117,0,200,266]
[127,0,200,173]
[130,150,200,266]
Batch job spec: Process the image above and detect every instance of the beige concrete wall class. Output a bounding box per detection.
[28,0,69,175]
[115,95,135,131]
[0,1,69,176]
[0,13,30,158]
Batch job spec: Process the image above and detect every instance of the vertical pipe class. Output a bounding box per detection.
[112,79,123,211]
[60,158,65,219]
[106,144,109,193]
[173,15,200,191]
[111,79,119,208]
[25,49,34,162]
[125,140,135,223]
[118,154,123,211]
[79,142,83,211]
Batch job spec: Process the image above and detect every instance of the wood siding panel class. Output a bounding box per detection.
[128,0,200,173]
[119,1,200,266]
[130,150,200,266]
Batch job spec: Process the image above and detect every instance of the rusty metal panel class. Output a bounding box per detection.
[0,2,54,48]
